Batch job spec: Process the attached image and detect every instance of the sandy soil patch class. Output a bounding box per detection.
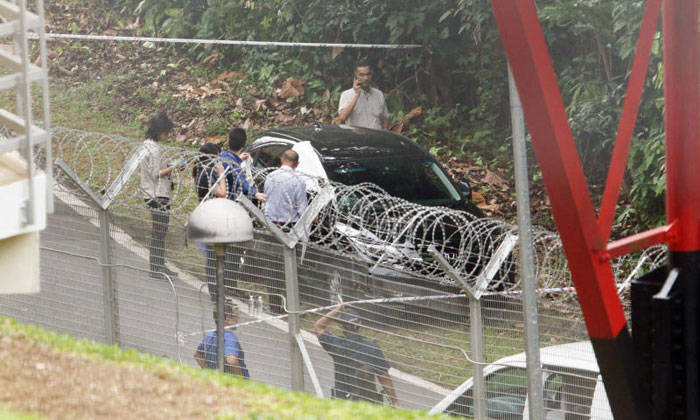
[0,335,247,419]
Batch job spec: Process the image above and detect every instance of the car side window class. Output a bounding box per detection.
[543,372,564,410]
[484,367,527,420]
[559,372,596,420]
[255,144,289,168]
[542,370,597,420]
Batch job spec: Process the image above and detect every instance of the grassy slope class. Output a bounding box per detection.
[0,317,448,420]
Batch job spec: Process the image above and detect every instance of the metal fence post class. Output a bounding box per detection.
[509,65,544,419]
[98,207,119,345]
[237,192,333,392]
[469,296,487,419]
[284,245,304,391]
[215,244,226,373]
[427,245,488,418]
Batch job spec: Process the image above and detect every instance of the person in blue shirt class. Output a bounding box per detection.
[194,302,250,378]
[220,128,266,202]
[217,128,265,300]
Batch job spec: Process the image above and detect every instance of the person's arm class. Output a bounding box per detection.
[213,163,227,198]
[194,343,207,368]
[213,178,227,198]
[157,145,176,178]
[314,304,346,337]
[337,81,361,123]
[225,353,244,377]
[159,165,176,178]
[377,371,398,407]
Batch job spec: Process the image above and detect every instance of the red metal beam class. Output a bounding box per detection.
[490,0,624,340]
[597,0,662,240]
[664,0,700,252]
[489,1,656,417]
[603,223,676,261]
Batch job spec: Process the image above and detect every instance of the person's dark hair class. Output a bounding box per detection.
[354,60,371,74]
[212,302,237,323]
[228,128,247,151]
[192,142,221,181]
[339,308,361,333]
[145,113,173,141]
[281,149,299,165]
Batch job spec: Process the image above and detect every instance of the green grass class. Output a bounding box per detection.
[50,76,143,136]
[0,317,448,420]
[0,76,142,137]
[0,407,43,420]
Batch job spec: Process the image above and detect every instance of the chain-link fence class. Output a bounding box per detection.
[0,126,665,418]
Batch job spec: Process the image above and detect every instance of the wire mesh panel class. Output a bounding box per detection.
[0,193,106,341]
[0,127,672,418]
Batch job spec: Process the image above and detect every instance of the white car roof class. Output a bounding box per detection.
[488,341,599,375]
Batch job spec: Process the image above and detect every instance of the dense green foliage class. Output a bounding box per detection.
[106,0,666,230]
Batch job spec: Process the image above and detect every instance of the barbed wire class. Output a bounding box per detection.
[45,126,666,297]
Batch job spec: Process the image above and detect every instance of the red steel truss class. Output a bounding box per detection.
[490,0,699,418]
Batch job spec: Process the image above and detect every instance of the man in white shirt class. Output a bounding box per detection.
[263,149,308,225]
[262,149,308,313]
[337,62,389,130]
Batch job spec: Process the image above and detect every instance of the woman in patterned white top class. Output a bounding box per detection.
[139,113,178,280]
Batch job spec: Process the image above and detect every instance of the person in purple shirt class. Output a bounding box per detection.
[220,128,266,202]
[194,302,250,378]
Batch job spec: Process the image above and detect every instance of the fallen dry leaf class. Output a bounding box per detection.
[203,136,222,144]
[242,118,253,129]
[201,52,222,66]
[472,191,486,205]
[483,169,508,189]
[331,45,344,60]
[269,97,286,109]
[278,78,305,99]
[477,203,501,212]
[276,113,296,123]
[402,106,423,121]
[390,121,404,133]
[216,71,243,82]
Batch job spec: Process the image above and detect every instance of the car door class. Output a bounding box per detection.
[252,142,291,169]
[523,369,601,420]
[446,366,528,419]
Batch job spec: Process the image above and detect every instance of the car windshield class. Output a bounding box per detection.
[327,157,461,205]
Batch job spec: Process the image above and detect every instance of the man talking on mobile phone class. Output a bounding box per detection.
[336,61,389,130]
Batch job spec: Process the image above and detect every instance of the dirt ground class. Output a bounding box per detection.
[0,335,247,419]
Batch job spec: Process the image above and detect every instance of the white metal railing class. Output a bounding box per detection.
[0,0,52,227]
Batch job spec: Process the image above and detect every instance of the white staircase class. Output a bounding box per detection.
[0,0,51,294]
